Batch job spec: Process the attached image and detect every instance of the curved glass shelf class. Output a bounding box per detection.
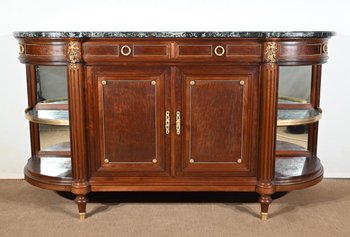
[278,96,307,104]
[277,108,322,126]
[36,98,68,110]
[25,107,69,125]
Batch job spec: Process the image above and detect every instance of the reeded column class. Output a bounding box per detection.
[66,41,90,220]
[256,41,278,220]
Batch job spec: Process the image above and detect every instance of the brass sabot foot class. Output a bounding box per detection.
[79,212,86,221]
[261,212,268,221]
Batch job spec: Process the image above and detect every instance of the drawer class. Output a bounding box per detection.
[83,41,171,62]
[174,42,262,62]
[83,41,262,63]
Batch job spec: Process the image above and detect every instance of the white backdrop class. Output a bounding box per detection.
[0,0,349,178]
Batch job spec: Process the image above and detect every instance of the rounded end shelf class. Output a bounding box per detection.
[25,107,69,125]
[278,96,308,104]
[274,156,323,192]
[24,156,72,191]
[277,108,322,126]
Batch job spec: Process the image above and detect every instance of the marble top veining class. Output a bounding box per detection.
[13,31,335,38]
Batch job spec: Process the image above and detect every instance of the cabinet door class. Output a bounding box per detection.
[175,66,259,176]
[87,66,170,176]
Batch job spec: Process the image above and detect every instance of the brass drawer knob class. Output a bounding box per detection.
[121,45,132,56]
[214,45,225,56]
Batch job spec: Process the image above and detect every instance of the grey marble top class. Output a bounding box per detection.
[13,31,335,38]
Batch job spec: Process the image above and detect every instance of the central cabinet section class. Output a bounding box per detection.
[87,65,259,178]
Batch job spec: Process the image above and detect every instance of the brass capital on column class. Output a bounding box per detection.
[67,41,81,69]
[264,42,278,68]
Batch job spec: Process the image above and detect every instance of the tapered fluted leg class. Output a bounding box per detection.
[259,194,272,220]
[75,195,88,220]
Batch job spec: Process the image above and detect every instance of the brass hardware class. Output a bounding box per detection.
[165,111,170,135]
[189,158,194,164]
[151,80,156,85]
[240,80,245,86]
[68,41,80,69]
[261,212,268,221]
[121,45,132,56]
[277,108,322,127]
[79,212,86,221]
[101,80,107,85]
[214,45,225,56]
[176,111,181,135]
[104,158,109,163]
[152,158,157,164]
[19,44,25,54]
[38,97,68,104]
[24,107,69,126]
[322,44,328,54]
[264,42,277,67]
[278,96,307,104]
[237,159,242,163]
[190,80,195,86]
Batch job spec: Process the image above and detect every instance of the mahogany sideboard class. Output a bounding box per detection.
[14,31,334,220]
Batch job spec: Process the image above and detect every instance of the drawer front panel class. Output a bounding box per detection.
[174,42,261,61]
[83,41,262,62]
[178,45,213,57]
[277,40,329,64]
[133,45,169,57]
[84,43,119,56]
[83,42,171,62]
[226,44,262,57]
[17,42,67,63]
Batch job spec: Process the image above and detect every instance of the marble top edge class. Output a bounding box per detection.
[13,31,335,38]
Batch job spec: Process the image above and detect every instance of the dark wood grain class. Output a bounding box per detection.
[87,66,170,176]
[175,65,259,177]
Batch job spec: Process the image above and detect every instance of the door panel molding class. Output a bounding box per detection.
[175,66,259,177]
[87,66,170,177]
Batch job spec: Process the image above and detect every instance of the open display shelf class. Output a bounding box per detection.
[25,107,69,125]
[25,98,69,125]
[274,156,322,191]
[277,108,322,126]
[25,156,72,191]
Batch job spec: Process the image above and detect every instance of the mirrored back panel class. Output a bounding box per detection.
[36,66,68,102]
[34,66,70,155]
[278,66,312,104]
